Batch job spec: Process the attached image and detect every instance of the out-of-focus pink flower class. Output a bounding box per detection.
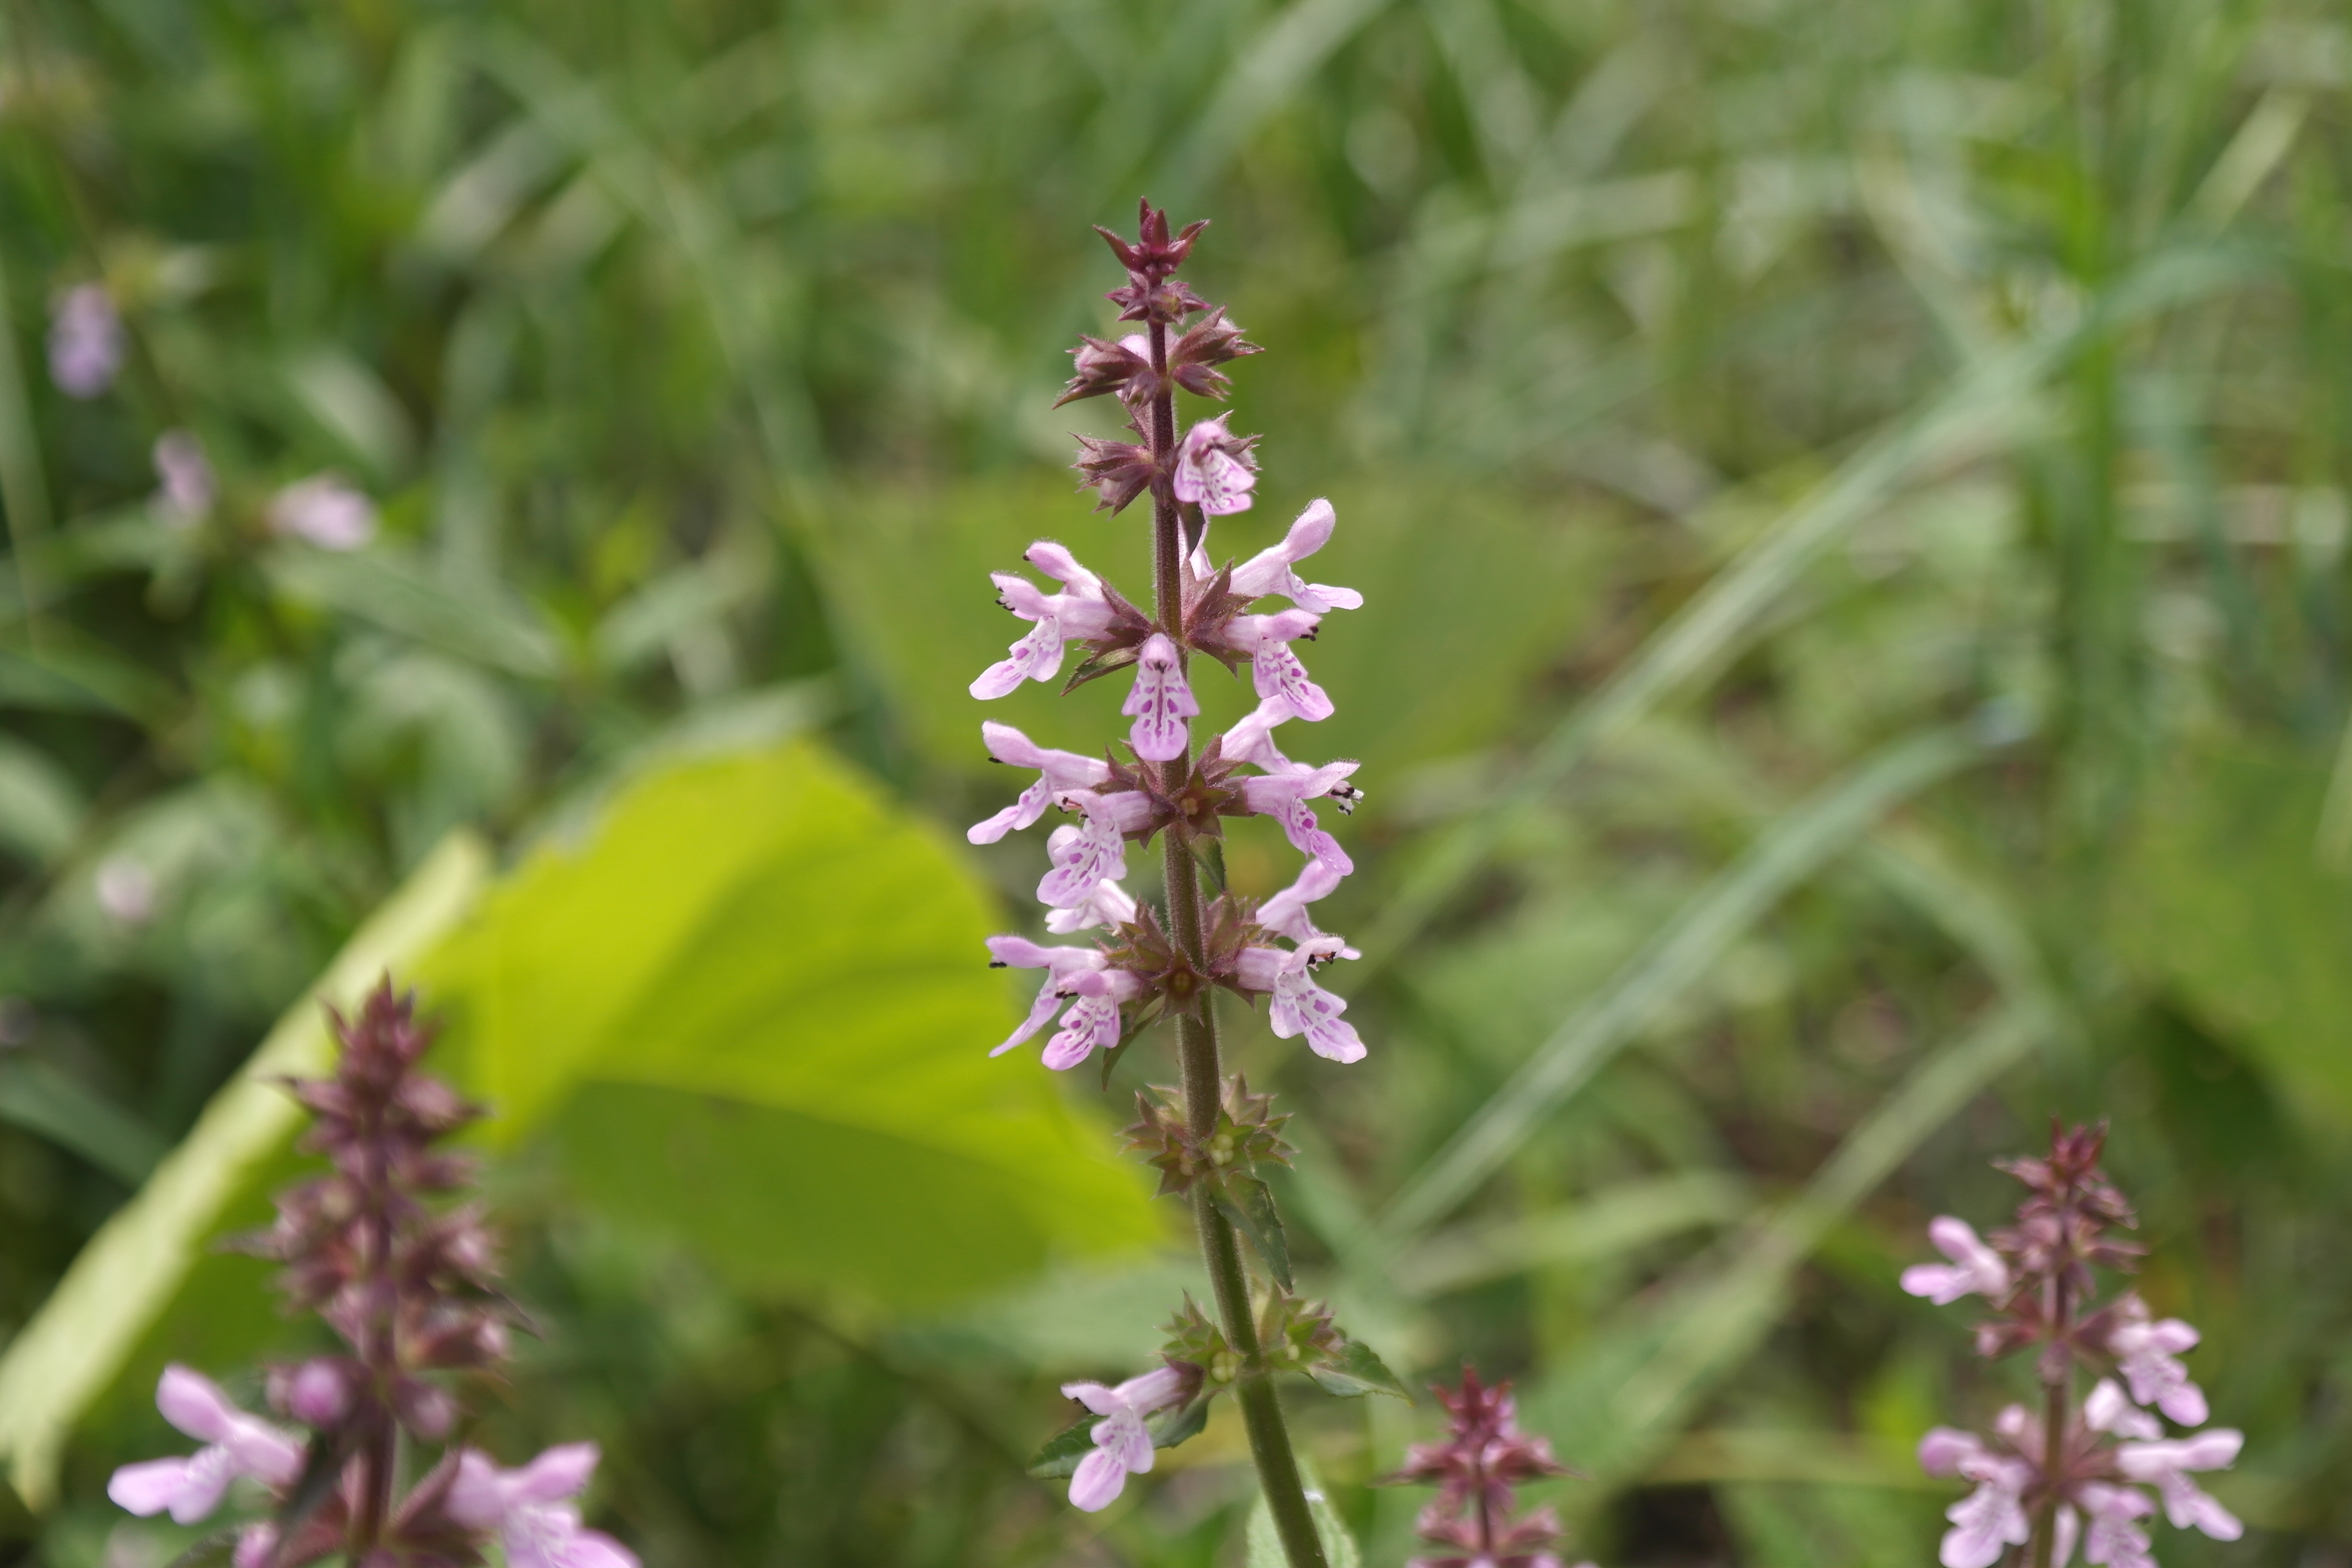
[108,1366,304,1525]
[152,431,216,527]
[1060,1366,1188,1513]
[268,475,376,550]
[1123,633,1198,761]
[446,1445,637,1568]
[1902,1217,2010,1305]
[49,284,123,398]
[1170,412,1258,516]
[2116,1429,2244,1541]
[1936,1449,2033,1568]
[95,855,157,926]
[2106,1296,2209,1427]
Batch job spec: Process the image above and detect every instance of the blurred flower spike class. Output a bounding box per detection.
[1384,1366,1592,1568]
[992,202,1403,1562]
[106,979,638,1568]
[1903,1121,2243,1568]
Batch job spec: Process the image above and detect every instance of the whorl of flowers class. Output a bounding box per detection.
[107,980,636,1568]
[1903,1122,2242,1568]
[1384,1368,1592,1568]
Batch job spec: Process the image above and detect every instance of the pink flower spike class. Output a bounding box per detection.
[1037,807,1130,910]
[447,1446,639,1568]
[2106,1296,2208,1426]
[1170,413,1259,516]
[1123,634,1199,762]
[108,1366,303,1525]
[1228,499,1363,612]
[1060,1367,1188,1513]
[1902,1216,2010,1305]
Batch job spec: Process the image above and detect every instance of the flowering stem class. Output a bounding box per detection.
[2030,1274,2073,1568]
[1148,317,1329,1568]
[350,1086,398,1550]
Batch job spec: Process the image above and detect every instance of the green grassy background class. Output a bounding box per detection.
[4,0,2351,1562]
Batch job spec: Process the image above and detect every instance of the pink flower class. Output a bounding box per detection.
[971,543,1117,698]
[1917,1427,1988,1478]
[1254,858,1354,953]
[152,431,216,527]
[268,475,377,550]
[49,283,123,398]
[1036,799,1133,910]
[1217,697,1302,772]
[1235,936,1364,1062]
[446,1444,638,1568]
[1060,1366,1189,1513]
[2105,1296,2208,1426]
[1228,499,1363,613]
[1046,878,1139,934]
[1170,412,1258,516]
[986,935,1144,1069]
[108,1366,304,1525]
[2082,1378,2162,1442]
[1226,609,1334,720]
[1937,1449,2034,1568]
[1123,633,1199,761]
[967,722,1114,844]
[2074,1482,2158,1568]
[1902,1217,2011,1305]
[2115,1430,2243,1541]
[1237,762,1361,877]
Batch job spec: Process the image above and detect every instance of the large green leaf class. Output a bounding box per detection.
[0,740,1155,1510]
[2113,741,2352,1122]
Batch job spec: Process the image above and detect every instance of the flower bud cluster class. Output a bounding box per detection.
[1124,1075,1292,1197]
[1903,1122,2242,1568]
[108,980,635,1568]
[1384,1367,1587,1568]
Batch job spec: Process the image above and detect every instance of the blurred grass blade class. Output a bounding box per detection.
[0,242,51,647]
[0,1060,163,1185]
[0,832,489,1510]
[1167,0,1394,203]
[1397,1170,1751,1298]
[1377,726,1982,1246]
[1355,246,2256,976]
[0,733,85,864]
[1605,1001,2043,1454]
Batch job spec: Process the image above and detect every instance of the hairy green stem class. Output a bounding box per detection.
[1148,316,1328,1568]
[2030,1274,2073,1568]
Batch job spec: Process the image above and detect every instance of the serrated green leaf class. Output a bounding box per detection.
[1214,1174,1292,1290]
[1058,643,1142,695]
[1306,1335,1409,1400]
[1026,1392,1215,1479]
[1243,1457,1361,1568]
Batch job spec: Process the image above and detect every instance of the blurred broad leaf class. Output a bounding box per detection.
[0,740,1154,1510]
[420,740,1156,1305]
[2114,741,2352,1123]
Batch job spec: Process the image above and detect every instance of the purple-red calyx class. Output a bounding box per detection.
[107,980,637,1568]
[1385,1367,1588,1568]
[1902,1122,2243,1568]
